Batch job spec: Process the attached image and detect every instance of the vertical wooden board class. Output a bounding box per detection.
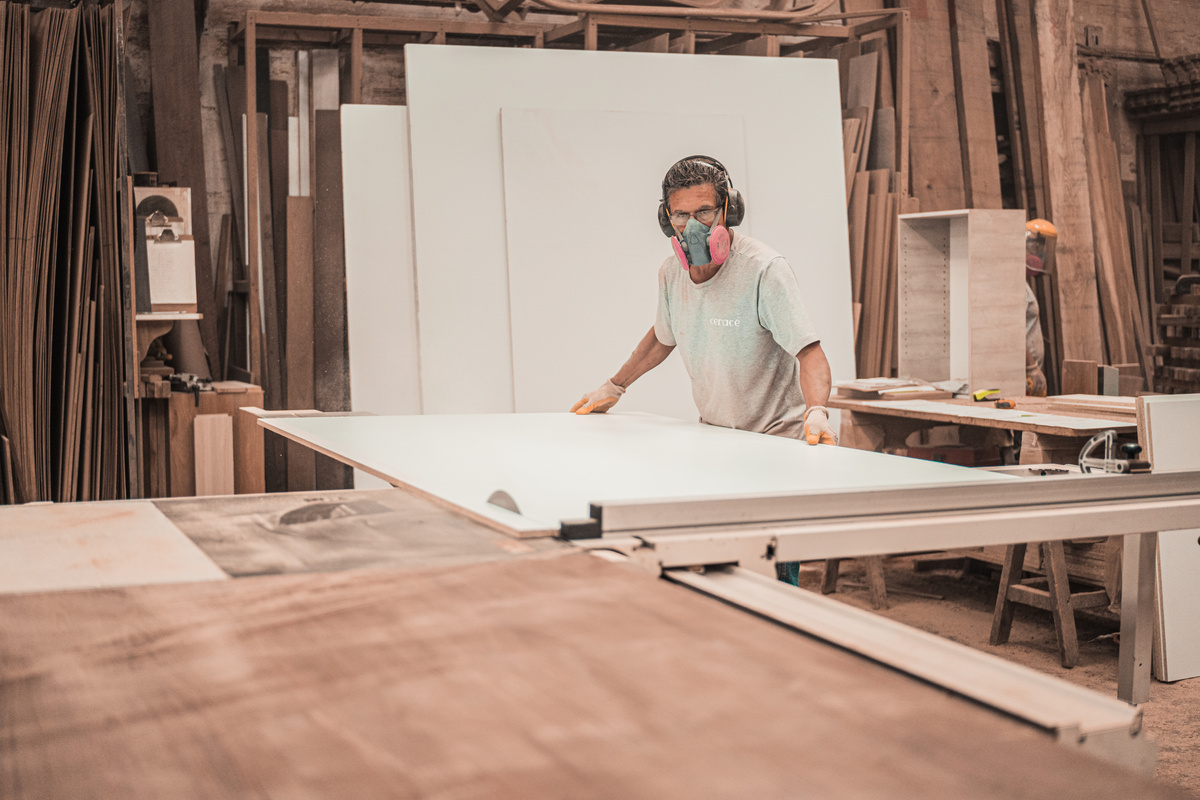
[949,0,1003,209]
[340,106,421,425]
[146,0,217,364]
[1003,0,1048,218]
[1139,394,1200,682]
[848,172,871,303]
[500,108,746,419]
[964,210,1030,397]
[404,46,856,413]
[194,414,235,497]
[313,109,350,416]
[846,52,878,173]
[288,117,300,196]
[866,107,896,172]
[286,197,315,492]
[898,0,966,211]
[312,50,339,110]
[297,50,311,196]
[1034,0,1103,363]
[269,80,290,360]
[233,402,266,495]
[1060,359,1098,395]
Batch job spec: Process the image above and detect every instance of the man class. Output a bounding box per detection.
[571,155,836,446]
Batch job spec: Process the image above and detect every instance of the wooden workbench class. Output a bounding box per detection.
[830,396,1138,464]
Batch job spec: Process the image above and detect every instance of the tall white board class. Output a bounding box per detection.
[500,107,747,419]
[1140,394,1200,682]
[341,104,420,489]
[405,45,855,415]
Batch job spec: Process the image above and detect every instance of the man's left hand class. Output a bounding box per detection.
[803,406,837,446]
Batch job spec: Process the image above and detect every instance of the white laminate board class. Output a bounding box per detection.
[1141,394,1200,682]
[261,412,1011,535]
[341,105,420,419]
[341,105,420,490]
[500,107,746,419]
[405,45,855,415]
[0,501,228,594]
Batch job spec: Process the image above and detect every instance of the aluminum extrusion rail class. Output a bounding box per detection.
[664,565,1156,775]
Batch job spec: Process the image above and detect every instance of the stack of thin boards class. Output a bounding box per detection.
[812,33,908,380]
[0,3,126,505]
[1150,281,1200,392]
[210,50,351,492]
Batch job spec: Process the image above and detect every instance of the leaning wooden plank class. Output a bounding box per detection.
[867,107,896,172]
[898,0,966,211]
[1034,0,1104,363]
[146,0,218,366]
[285,196,316,492]
[312,110,352,491]
[842,118,862,197]
[194,414,235,496]
[848,171,871,305]
[212,65,246,257]
[846,52,878,174]
[1003,0,1049,219]
[269,80,290,368]
[948,0,1002,209]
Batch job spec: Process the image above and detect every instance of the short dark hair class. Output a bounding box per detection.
[661,158,729,209]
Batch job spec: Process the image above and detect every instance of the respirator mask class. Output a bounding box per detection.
[670,209,730,271]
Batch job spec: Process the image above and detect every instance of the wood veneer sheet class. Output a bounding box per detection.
[260,412,1011,536]
[404,45,854,415]
[500,107,746,419]
[0,501,227,594]
[2,553,1187,799]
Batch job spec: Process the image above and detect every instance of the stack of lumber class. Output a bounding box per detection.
[1079,71,1151,388]
[815,31,908,378]
[1149,280,1200,392]
[0,3,126,504]
[210,50,351,492]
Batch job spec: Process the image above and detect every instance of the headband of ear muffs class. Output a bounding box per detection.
[656,155,745,238]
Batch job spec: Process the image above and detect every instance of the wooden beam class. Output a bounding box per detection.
[350,28,363,104]
[1033,0,1103,363]
[949,0,1002,208]
[244,19,261,385]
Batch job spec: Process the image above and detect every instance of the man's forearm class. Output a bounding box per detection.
[613,326,675,388]
[796,341,832,408]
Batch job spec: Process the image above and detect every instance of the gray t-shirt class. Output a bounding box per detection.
[654,233,820,438]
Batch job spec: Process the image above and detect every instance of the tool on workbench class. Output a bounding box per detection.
[972,388,1000,402]
[993,398,1017,409]
[1078,429,1150,474]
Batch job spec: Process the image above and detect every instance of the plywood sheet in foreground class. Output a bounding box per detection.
[0,553,1184,800]
[260,412,1011,536]
[0,501,227,594]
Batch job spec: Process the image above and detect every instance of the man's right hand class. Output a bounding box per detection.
[571,379,626,415]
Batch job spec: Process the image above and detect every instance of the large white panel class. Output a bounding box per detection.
[263,412,1010,534]
[1142,394,1200,682]
[501,108,747,419]
[405,45,854,415]
[341,105,420,490]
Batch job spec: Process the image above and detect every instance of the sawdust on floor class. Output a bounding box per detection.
[797,556,1200,796]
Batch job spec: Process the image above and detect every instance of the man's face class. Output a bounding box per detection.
[667,184,722,234]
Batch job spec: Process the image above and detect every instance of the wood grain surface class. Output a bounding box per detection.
[1,552,1188,799]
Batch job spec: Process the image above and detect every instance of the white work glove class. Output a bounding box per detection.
[571,379,626,415]
[803,406,837,446]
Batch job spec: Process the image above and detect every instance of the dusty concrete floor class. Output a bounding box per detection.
[798,557,1200,796]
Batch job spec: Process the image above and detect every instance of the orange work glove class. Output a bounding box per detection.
[802,406,837,446]
[571,379,626,415]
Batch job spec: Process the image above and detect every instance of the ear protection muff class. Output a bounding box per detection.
[657,156,745,270]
